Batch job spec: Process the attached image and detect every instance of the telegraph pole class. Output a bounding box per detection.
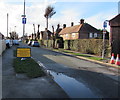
[7,13,8,38]
[22,0,26,41]
[23,0,25,41]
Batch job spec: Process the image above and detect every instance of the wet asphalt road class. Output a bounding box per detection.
[30,46,120,98]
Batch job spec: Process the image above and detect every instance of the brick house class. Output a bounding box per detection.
[28,28,53,40]
[59,19,102,40]
[40,29,53,40]
[109,14,120,55]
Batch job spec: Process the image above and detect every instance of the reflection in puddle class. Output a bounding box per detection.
[48,70,99,98]
[38,61,99,98]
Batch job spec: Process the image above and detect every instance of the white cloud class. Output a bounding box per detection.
[0,0,119,37]
[85,10,117,32]
[0,0,57,37]
[48,9,82,30]
[0,0,119,2]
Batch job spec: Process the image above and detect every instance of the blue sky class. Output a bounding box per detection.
[53,2,118,18]
[0,0,119,37]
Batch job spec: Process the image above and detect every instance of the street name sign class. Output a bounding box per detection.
[17,47,31,58]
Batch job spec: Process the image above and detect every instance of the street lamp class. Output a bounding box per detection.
[14,26,16,32]
[22,0,26,41]
[102,20,109,59]
[7,13,9,38]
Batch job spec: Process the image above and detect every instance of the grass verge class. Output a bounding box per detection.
[53,49,107,61]
[13,58,45,78]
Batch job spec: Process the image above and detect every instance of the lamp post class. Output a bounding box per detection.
[14,26,16,32]
[22,0,26,41]
[7,13,9,38]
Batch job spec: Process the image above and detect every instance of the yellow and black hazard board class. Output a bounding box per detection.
[17,47,31,58]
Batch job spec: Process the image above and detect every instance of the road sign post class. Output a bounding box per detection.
[102,20,107,59]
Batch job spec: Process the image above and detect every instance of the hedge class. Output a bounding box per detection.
[37,39,110,57]
[64,39,110,57]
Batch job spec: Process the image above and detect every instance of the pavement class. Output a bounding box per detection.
[2,45,68,99]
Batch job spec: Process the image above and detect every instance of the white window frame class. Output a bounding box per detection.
[94,33,97,38]
[72,33,75,38]
[89,33,93,38]
[66,34,68,38]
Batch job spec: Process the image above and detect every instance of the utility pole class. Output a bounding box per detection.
[14,26,16,32]
[23,0,25,41]
[22,0,26,41]
[7,13,8,38]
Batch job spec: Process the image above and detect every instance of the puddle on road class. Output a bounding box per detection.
[48,70,99,98]
[37,61,100,98]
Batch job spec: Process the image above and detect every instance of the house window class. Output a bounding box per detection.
[72,33,75,37]
[94,33,97,38]
[66,34,68,38]
[89,33,93,38]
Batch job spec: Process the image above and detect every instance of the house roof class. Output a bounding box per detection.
[109,14,120,22]
[59,23,99,35]
[109,14,120,26]
[41,30,53,36]
[59,24,82,35]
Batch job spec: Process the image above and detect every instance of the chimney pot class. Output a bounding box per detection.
[63,24,66,28]
[71,22,74,26]
[80,19,84,24]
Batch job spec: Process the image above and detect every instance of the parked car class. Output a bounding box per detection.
[31,41,40,47]
[13,40,19,45]
[5,39,12,48]
[18,39,22,42]
[28,41,32,46]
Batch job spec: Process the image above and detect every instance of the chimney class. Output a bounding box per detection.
[45,28,47,31]
[80,19,84,24]
[71,22,74,26]
[63,24,66,28]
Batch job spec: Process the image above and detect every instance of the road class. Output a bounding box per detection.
[31,45,120,98]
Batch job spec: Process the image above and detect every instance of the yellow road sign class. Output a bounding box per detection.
[17,47,31,58]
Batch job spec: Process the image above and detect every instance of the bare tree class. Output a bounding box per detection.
[37,24,40,39]
[9,31,18,40]
[44,5,56,30]
[52,25,55,48]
